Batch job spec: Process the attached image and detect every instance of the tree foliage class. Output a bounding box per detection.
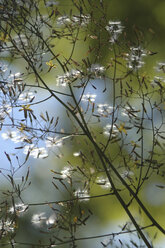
[0,0,165,247]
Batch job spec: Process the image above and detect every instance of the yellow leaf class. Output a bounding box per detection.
[20,104,32,112]
[118,123,127,134]
[0,33,9,42]
[131,141,140,148]
[73,216,78,223]
[46,60,56,68]
[18,123,26,132]
[89,35,98,39]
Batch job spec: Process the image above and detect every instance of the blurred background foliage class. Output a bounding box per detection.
[1,0,165,247]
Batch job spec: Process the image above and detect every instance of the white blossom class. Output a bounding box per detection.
[56,16,71,26]
[7,72,23,86]
[0,219,15,236]
[31,212,47,226]
[9,203,28,215]
[155,62,165,72]
[46,214,57,226]
[56,14,90,27]
[0,63,8,73]
[56,75,68,87]
[61,166,72,179]
[45,1,59,7]
[96,176,111,189]
[130,47,146,58]
[82,93,97,102]
[69,69,82,78]
[32,212,57,227]
[121,106,139,118]
[126,47,146,70]
[24,145,48,159]
[127,58,144,70]
[121,170,134,179]
[14,34,28,47]
[106,21,124,43]
[1,130,24,143]
[0,103,12,123]
[72,14,90,26]
[151,76,165,87]
[73,152,81,157]
[45,136,62,148]
[74,189,90,201]
[97,104,113,116]
[18,92,35,102]
[88,64,105,77]
[154,76,165,83]
[56,70,82,86]
[9,72,21,79]
[103,124,118,137]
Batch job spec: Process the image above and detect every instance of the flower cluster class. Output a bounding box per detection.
[56,15,90,27]
[18,91,35,102]
[0,102,12,124]
[32,212,56,227]
[126,47,146,70]
[23,145,48,159]
[151,76,165,88]
[106,21,124,43]
[72,15,90,26]
[14,34,28,47]
[1,130,25,143]
[74,189,90,201]
[103,124,118,137]
[8,72,23,86]
[56,70,82,86]
[73,151,81,157]
[0,219,15,237]
[9,203,28,215]
[56,65,105,87]
[151,62,165,87]
[1,127,65,159]
[0,65,23,88]
[56,15,71,26]
[45,136,62,148]
[121,170,134,179]
[156,62,165,73]
[97,104,113,116]
[0,62,7,73]
[0,64,27,125]
[60,166,72,179]
[88,64,105,77]
[0,67,25,110]
[82,93,96,102]
[121,106,140,119]
[96,176,111,189]
[45,1,59,7]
